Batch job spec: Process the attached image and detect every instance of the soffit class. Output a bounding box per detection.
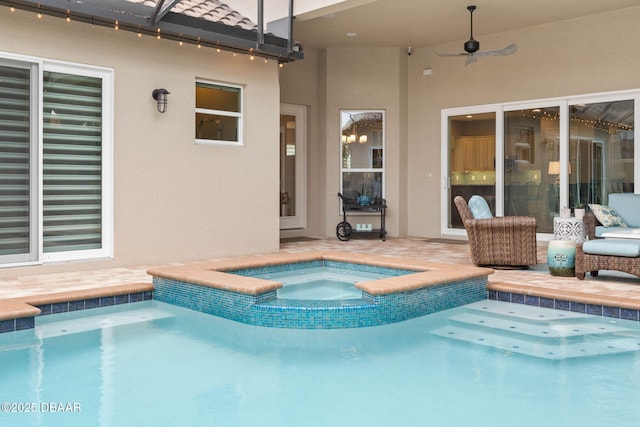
[293,0,640,49]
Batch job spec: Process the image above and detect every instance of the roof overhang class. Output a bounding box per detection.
[1,0,303,63]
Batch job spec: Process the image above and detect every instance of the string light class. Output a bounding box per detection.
[14,7,289,66]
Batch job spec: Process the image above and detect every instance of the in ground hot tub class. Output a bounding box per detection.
[149,251,492,329]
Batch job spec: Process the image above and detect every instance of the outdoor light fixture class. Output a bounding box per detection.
[152,88,170,113]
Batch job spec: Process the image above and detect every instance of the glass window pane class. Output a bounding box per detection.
[504,107,559,233]
[448,113,496,229]
[280,114,296,217]
[340,110,384,206]
[569,100,634,207]
[43,71,103,253]
[341,172,383,201]
[0,65,31,257]
[196,113,238,142]
[196,82,240,112]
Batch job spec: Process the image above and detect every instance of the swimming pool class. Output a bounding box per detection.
[1,300,639,426]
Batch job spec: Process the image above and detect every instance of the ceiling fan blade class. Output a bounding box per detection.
[465,54,478,66]
[435,52,468,57]
[475,43,518,57]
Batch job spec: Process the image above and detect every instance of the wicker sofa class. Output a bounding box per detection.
[454,196,538,268]
[576,193,640,280]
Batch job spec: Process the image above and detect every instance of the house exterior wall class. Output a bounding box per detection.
[0,9,281,277]
[280,6,640,239]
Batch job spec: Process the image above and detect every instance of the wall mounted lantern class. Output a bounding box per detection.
[152,88,170,113]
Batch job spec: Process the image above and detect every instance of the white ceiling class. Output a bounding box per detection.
[292,0,640,49]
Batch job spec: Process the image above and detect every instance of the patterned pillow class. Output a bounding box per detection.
[468,195,493,219]
[588,204,628,227]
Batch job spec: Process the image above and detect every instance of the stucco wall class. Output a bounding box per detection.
[0,9,281,277]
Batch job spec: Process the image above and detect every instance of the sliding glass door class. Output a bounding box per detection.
[443,90,637,237]
[0,55,112,267]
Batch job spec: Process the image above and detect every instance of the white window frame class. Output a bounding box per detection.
[0,51,113,268]
[339,109,386,207]
[441,88,640,238]
[195,79,244,147]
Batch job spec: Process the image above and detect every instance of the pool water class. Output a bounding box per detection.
[250,266,396,300]
[1,300,639,427]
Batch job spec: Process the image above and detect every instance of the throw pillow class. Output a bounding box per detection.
[468,195,493,219]
[588,204,628,227]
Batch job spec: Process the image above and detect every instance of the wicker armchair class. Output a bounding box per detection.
[576,212,640,279]
[454,196,538,268]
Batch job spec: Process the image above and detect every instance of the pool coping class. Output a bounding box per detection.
[147,251,494,296]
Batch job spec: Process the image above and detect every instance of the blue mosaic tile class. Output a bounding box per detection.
[130,292,144,303]
[487,292,638,324]
[0,291,155,334]
[511,293,525,304]
[52,302,69,314]
[229,261,418,280]
[15,317,35,331]
[569,302,586,313]
[539,297,555,309]
[603,306,620,318]
[496,291,511,302]
[85,298,100,310]
[621,308,639,321]
[0,319,15,333]
[115,294,129,305]
[37,304,52,315]
[69,300,85,312]
[153,274,487,329]
[100,296,115,307]
[586,304,603,316]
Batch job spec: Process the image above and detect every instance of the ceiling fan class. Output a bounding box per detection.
[437,5,517,66]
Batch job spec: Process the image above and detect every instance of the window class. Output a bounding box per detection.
[195,80,243,146]
[340,110,384,202]
[0,54,112,267]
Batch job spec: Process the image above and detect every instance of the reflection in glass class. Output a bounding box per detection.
[504,107,559,233]
[447,113,496,229]
[340,111,384,204]
[280,114,296,217]
[569,100,634,207]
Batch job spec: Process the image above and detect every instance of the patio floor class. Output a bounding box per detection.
[1,237,639,310]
